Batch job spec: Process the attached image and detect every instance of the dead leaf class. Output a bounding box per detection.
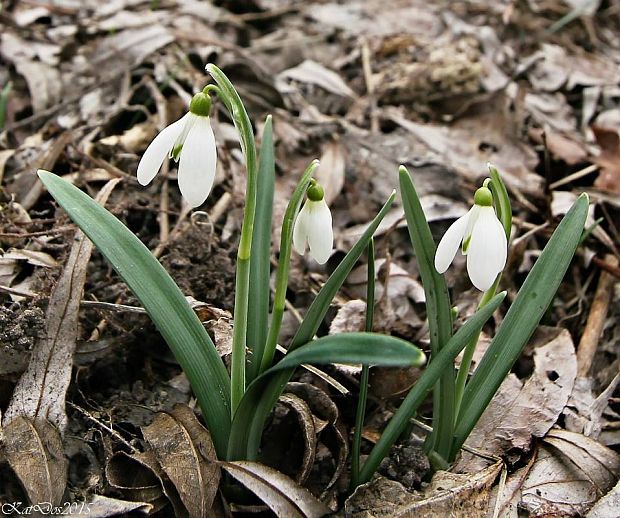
[279,393,318,484]
[220,460,330,518]
[386,102,542,195]
[307,1,442,39]
[316,140,346,205]
[346,461,502,517]
[3,416,67,506]
[105,451,170,509]
[278,60,356,98]
[491,431,620,517]
[285,382,349,496]
[456,328,577,471]
[2,248,59,268]
[82,495,153,517]
[586,479,620,518]
[564,374,620,441]
[141,404,220,518]
[592,125,620,193]
[2,179,120,431]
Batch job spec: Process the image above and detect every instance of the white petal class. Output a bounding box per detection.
[177,116,217,208]
[306,199,333,264]
[137,114,188,185]
[434,209,472,273]
[293,201,310,255]
[467,207,508,291]
[462,204,481,254]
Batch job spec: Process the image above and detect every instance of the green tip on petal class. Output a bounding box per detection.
[474,186,493,207]
[307,181,325,202]
[189,92,212,117]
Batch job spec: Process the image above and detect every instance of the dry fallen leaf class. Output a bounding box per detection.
[220,460,331,518]
[141,404,220,518]
[2,178,120,431]
[592,125,620,194]
[279,393,318,484]
[345,461,502,517]
[491,431,620,517]
[456,328,577,472]
[2,416,68,506]
[278,60,356,98]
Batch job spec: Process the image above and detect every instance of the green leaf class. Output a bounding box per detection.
[227,192,396,461]
[399,165,454,458]
[0,81,11,130]
[488,164,512,238]
[452,194,589,459]
[268,333,426,371]
[37,170,231,458]
[358,291,506,484]
[247,116,275,382]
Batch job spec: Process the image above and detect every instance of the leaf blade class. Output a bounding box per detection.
[228,192,396,461]
[453,194,589,458]
[247,116,275,382]
[37,170,231,458]
[268,332,426,371]
[358,291,506,484]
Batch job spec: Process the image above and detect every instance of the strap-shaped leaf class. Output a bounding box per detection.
[452,194,589,458]
[358,292,506,484]
[268,333,426,371]
[399,166,454,458]
[227,192,396,461]
[247,116,275,382]
[37,170,231,458]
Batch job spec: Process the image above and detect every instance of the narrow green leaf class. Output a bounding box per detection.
[488,164,512,238]
[0,81,11,130]
[452,194,589,459]
[247,116,275,382]
[37,170,231,458]
[227,192,396,461]
[351,240,375,489]
[358,292,506,484]
[268,333,426,371]
[399,166,454,459]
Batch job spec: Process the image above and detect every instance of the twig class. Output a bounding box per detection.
[577,254,618,376]
[549,164,599,190]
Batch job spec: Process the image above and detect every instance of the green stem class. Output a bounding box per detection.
[453,276,500,417]
[350,239,375,490]
[206,64,257,417]
[259,160,319,374]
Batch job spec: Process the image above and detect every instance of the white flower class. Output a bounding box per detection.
[434,187,507,291]
[137,92,216,208]
[293,182,333,264]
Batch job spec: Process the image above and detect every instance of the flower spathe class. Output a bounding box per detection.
[293,181,333,264]
[434,186,507,291]
[137,92,216,208]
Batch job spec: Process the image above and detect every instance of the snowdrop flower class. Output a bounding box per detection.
[434,186,507,291]
[137,91,216,208]
[293,180,333,264]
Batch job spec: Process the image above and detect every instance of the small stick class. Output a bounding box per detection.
[577,254,618,376]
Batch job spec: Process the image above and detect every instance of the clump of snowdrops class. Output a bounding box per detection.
[38,65,588,490]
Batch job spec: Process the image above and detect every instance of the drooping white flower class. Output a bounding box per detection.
[434,186,507,291]
[293,180,333,264]
[137,91,216,208]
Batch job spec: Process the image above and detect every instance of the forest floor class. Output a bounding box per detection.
[1,0,620,516]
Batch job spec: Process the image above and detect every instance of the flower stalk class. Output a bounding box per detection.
[206,64,258,416]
